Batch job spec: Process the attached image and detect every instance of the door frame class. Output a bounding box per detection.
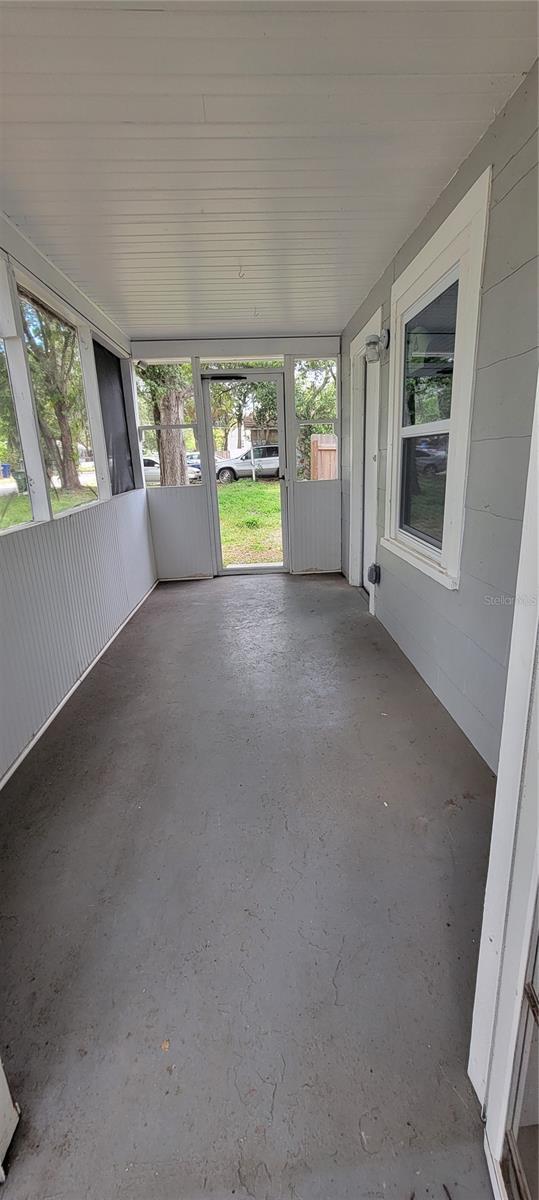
[348,309,382,612]
[200,367,289,575]
[469,377,538,1196]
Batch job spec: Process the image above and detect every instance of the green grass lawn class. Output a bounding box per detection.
[0,487,97,531]
[217,478,283,566]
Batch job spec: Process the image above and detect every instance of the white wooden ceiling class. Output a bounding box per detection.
[0,2,536,340]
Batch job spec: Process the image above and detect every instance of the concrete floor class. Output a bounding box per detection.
[0,576,496,1200]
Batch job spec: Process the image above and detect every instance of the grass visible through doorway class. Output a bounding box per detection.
[217,479,282,566]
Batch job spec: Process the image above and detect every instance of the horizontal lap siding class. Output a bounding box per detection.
[341,64,538,770]
[0,490,156,785]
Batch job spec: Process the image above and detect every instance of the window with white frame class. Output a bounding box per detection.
[20,291,98,514]
[382,168,491,589]
[135,361,202,487]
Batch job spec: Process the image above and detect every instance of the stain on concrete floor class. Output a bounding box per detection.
[0,576,495,1198]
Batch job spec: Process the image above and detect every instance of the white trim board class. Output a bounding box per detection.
[469,373,538,1109]
[132,336,340,362]
[468,375,537,1200]
[0,580,157,793]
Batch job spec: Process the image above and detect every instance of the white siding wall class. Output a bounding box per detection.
[341,64,538,771]
[0,490,156,785]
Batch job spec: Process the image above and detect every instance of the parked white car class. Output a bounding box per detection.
[215,444,280,483]
[143,455,201,484]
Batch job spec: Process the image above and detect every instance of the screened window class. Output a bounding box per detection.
[136,362,201,487]
[20,292,97,515]
[398,280,457,549]
[93,340,134,495]
[294,359,338,481]
[0,340,33,531]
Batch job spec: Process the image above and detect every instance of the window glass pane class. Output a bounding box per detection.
[402,280,458,427]
[93,340,134,495]
[20,293,97,514]
[296,424,338,480]
[136,361,196,428]
[295,359,337,420]
[136,363,200,486]
[140,426,201,487]
[0,340,33,531]
[400,433,448,548]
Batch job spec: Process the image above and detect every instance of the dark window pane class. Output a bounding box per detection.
[93,341,135,495]
[403,280,458,426]
[400,434,448,548]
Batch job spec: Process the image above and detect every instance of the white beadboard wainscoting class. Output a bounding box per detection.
[147,486,214,581]
[289,480,341,574]
[0,489,156,786]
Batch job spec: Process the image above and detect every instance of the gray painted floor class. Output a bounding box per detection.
[0,576,496,1200]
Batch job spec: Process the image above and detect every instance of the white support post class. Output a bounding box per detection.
[283,354,297,573]
[1,257,51,523]
[78,323,111,501]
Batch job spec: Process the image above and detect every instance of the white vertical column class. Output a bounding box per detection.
[0,256,51,522]
[78,323,112,501]
[193,356,220,575]
[283,354,296,571]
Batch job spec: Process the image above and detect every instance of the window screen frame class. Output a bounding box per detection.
[381,168,491,590]
[292,357,340,483]
[138,422,202,488]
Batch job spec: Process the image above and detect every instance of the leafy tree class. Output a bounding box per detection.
[294,359,337,420]
[203,362,278,452]
[20,294,90,493]
[136,363,195,485]
[0,346,21,467]
[294,360,337,478]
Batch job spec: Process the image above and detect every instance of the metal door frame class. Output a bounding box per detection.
[199,367,289,575]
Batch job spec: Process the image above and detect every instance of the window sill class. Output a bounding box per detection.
[380,535,459,590]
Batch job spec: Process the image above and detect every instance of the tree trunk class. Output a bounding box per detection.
[159,388,188,485]
[38,417,63,484]
[56,402,81,491]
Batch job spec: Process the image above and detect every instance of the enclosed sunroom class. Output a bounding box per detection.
[0,4,537,1198]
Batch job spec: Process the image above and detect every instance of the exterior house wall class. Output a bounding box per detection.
[341,63,538,771]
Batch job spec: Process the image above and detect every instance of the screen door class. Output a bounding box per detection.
[201,370,288,573]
